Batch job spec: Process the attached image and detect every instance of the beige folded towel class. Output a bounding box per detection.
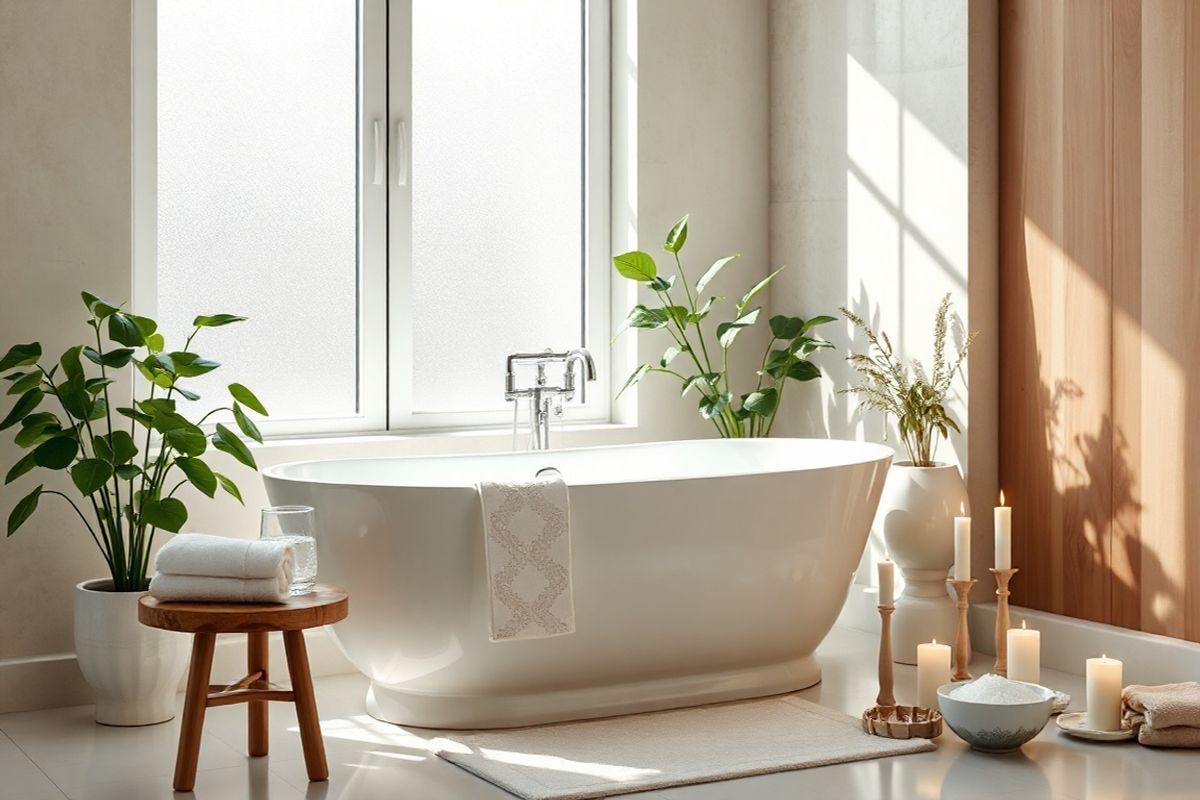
[1122,683,1200,730]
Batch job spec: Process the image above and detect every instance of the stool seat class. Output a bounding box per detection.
[138,586,348,633]
[138,584,348,791]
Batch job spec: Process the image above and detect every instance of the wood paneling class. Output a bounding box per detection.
[1000,0,1200,641]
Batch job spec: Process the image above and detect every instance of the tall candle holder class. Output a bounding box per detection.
[861,600,943,739]
[947,579,977,681]
[990,567,1019,676]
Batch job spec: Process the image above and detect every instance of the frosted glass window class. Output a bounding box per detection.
[410,0,585,412]
[156,0,359,421]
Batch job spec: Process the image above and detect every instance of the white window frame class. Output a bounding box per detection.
[133,0,612,438]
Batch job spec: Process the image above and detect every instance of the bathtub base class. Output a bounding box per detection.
[366,655,822,729]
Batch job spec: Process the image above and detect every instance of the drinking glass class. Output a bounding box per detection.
[260,505,317,595]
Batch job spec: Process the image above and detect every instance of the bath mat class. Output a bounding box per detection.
[434,694,935,799]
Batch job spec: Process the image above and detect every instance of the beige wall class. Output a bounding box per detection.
[767,0,998,602]
[0,0,769,711]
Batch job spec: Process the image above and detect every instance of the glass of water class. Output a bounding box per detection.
[260,505,317,595]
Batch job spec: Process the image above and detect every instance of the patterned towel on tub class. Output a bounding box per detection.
[477,469,575,641]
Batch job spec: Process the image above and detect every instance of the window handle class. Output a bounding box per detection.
[371,120,384,185]
[396,119,409,187]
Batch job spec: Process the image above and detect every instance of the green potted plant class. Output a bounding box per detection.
[612,214,836,436]
[841,294,977,663]
[0,292,267,725]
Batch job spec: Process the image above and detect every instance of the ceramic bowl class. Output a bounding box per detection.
[937,679,1056,753]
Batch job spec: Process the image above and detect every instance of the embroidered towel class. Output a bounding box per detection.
[156,532,296,581]
[148,573,291,603]
[477,470,575,641]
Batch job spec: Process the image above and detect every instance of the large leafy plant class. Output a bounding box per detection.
[612,214,835,437]
[840,294,976,467]
[0,292,268,591]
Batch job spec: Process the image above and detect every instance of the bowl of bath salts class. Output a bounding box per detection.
[936,673,1055,753]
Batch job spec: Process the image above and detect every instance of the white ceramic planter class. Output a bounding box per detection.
[874,462,970,665]
[74,579,190,726]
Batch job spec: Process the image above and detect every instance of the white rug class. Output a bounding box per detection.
[434,694,936,799]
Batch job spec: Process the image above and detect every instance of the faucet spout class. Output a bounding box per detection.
[566,348,597,382]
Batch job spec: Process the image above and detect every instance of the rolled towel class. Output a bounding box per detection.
[156,533,295,581]
[149,573,290,603]
[1122,682,1200,730]
[1136,724,1200,748]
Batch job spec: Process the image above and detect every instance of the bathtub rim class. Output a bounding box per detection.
[261,436,894,490]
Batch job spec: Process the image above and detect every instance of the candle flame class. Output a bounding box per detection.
[1000,489,1007,506]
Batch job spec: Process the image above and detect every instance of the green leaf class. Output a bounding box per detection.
[743,387,779,417]
[7,485,42,536]
[193,313,247,328]
[660,346,684,368]
[0,343,42,373]
[145,333,165,353]
[174,385,201,401]
[167,352,220,378]
[134,359,173,389]
[139,397,177,416]
[83,346,135,368]
[663,214,689,253]
[615,364,652,400]
[699,391,732,420]
[5,452,37,484]
[648,274,676,292]
[165,425,207,457]
[1,389,44,431]
[107,313,145,347]
[6,371,43,395]
[128,314,158,340]
[115,464,143,480]
[174,456,217,498]
[116,406,154,428]
[624,305,670,330]
[687,297,717,324]
[612,251,658,282]
[15,413,60,448]
[33,435,78,469]
[664,306,691,328]
[737,267,784,314]
[141,497,188,533]
[59,346,84,382]
[56,377,91,420]
[96,430,138,464]
[214,472,244,505]
[680,373,720,397]
[802,315,838,332]
[769,315,805,340]
[232,403,262,444]
[786,360,822,382]
[70,459,113,494]
[212,423,257,469]
[764,348,792,377]
[81,291,120,319]
[716,308,761,349]
[696,255,739,293]
[228,383,268,416]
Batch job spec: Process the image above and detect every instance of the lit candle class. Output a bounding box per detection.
[1007,620,1041,684]
[877,554,894,606]
[994,490,1012,570]
[916,639,952,710]
[953,512,971,581]
[1086,654,1123,731]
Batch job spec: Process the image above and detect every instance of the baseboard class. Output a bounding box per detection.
[0,627,356,715]
[969,603,1200,684]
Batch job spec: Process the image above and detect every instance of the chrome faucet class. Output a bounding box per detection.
[505,348,597,450]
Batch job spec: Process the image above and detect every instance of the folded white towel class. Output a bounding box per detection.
[149,573,291,603]
[155,533,295,581]
[477,469,574,642]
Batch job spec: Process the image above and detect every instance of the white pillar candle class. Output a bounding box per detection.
[1086,655,1123,731]
[1007,620,1041,684]
[994,490,1012,570]
[916,640,952,710]
[953,515,971,581]
[877,555,894,606]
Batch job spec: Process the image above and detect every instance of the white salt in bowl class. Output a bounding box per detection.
[937,676,1055,753]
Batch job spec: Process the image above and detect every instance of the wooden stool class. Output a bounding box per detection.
[138,586,349,792]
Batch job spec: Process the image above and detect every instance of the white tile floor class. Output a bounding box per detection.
[1,626,1194,800]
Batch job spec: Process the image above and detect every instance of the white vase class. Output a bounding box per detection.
[74,579,190,726]
[874,462,970,665]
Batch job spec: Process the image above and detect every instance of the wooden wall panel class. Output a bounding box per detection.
[1001,0,1200,642]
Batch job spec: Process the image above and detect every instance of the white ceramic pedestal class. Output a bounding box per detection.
[874,462,969,665]
[74,579,190,726]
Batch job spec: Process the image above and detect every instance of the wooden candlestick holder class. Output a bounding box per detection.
[990,567,1019,676]
[947,579,977,681]
[876,603,896,707]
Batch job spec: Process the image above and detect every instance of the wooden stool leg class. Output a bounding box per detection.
[175,632,216,792]
[283,630,328,782]
[247,631,269,757]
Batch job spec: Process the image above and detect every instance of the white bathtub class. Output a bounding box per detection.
[263,438,891,729]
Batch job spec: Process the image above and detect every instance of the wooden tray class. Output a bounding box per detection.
[861,704,943,739]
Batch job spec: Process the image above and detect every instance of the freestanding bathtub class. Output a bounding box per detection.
[263,438,891,729]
